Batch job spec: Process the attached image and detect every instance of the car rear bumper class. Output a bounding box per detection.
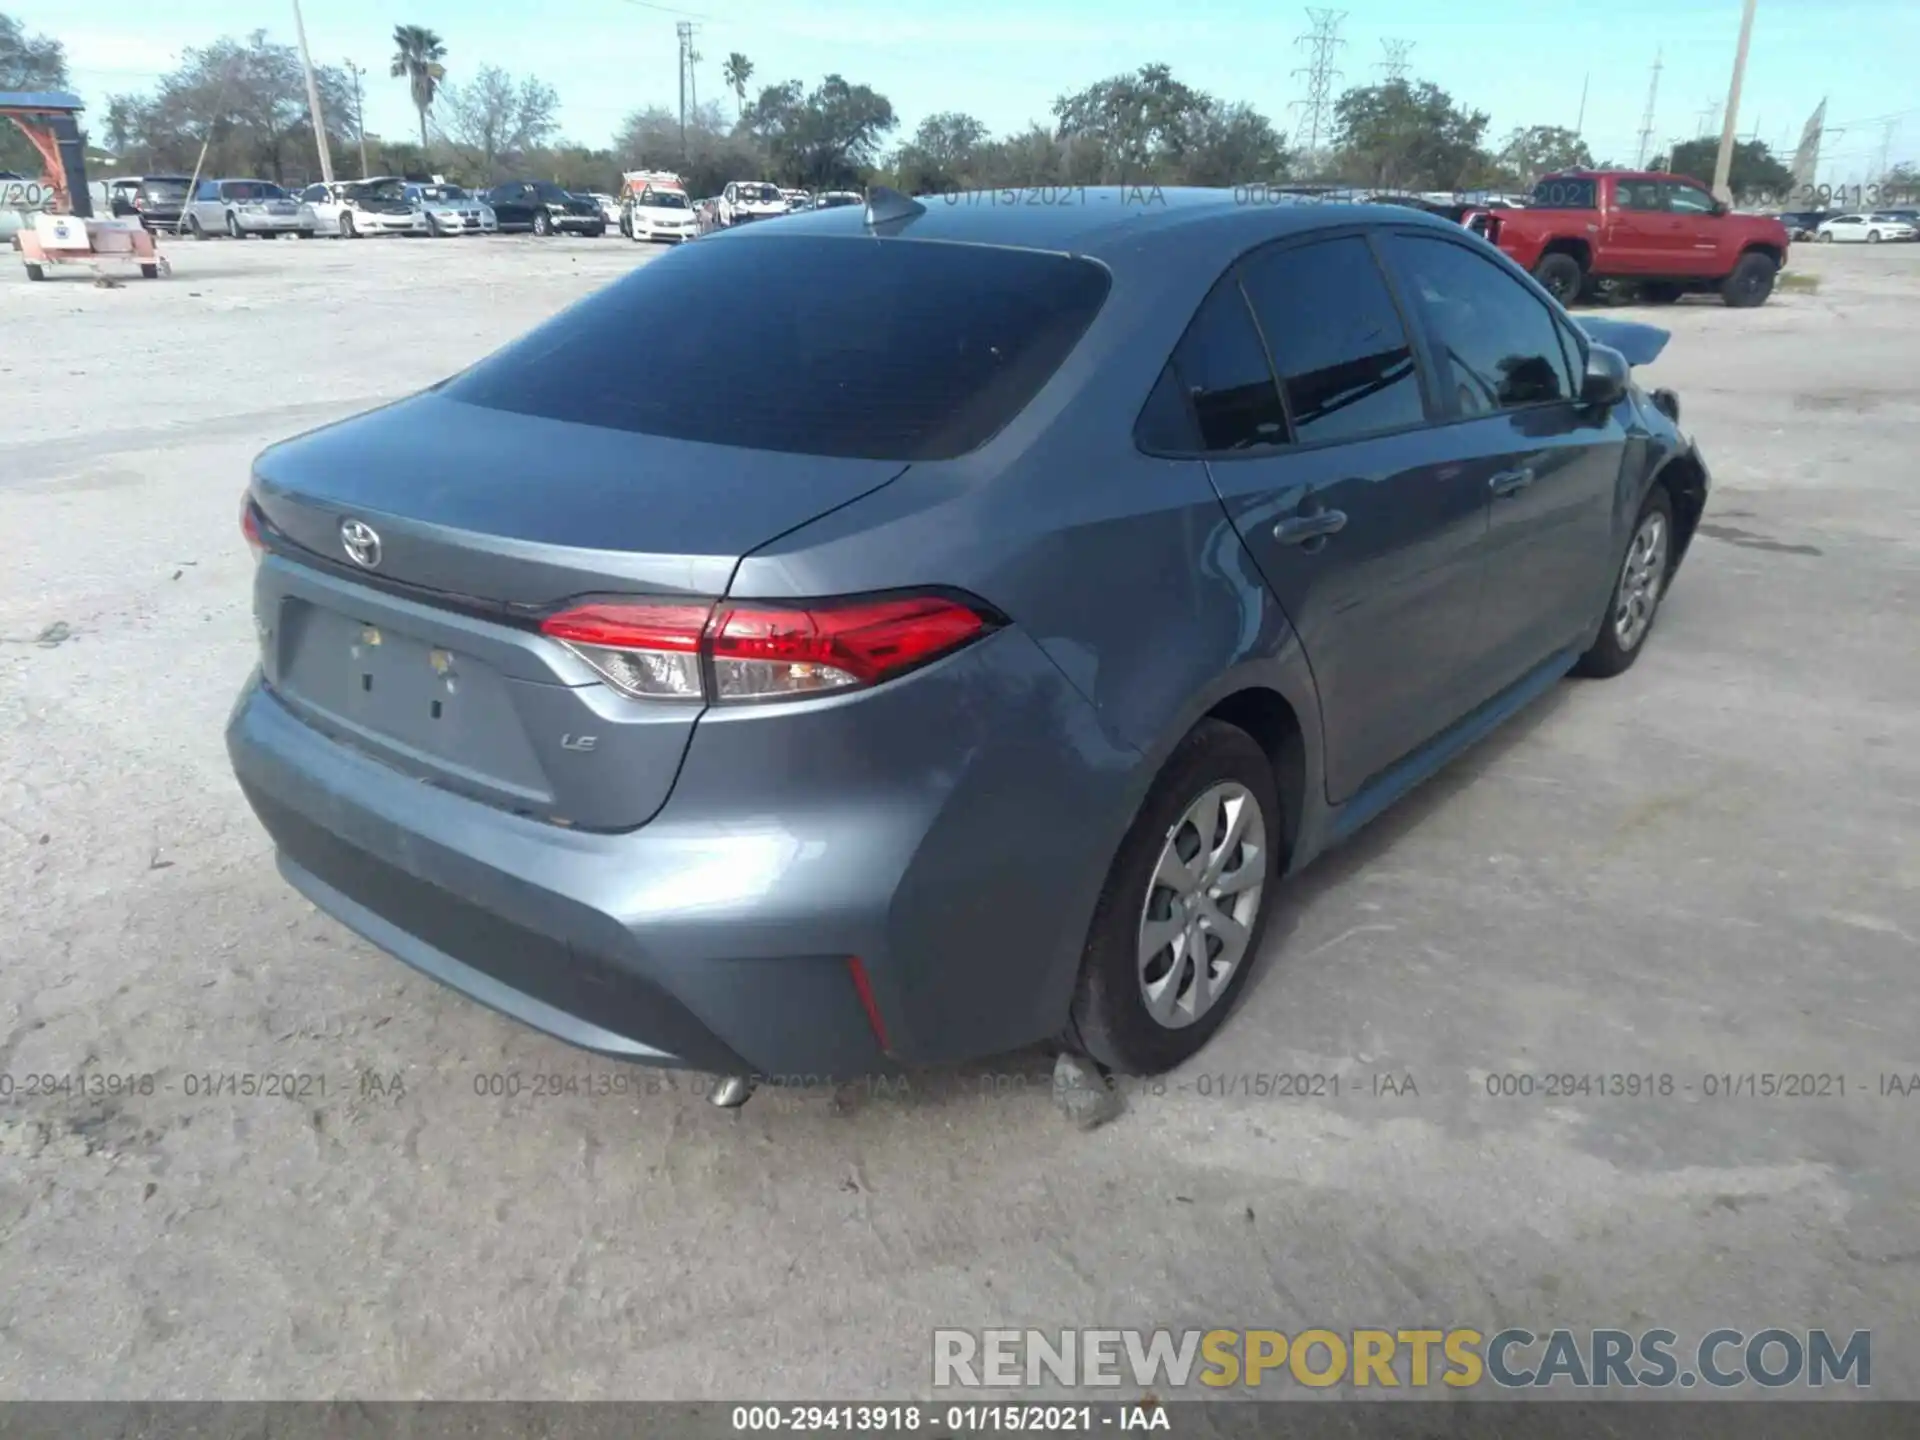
[237,213,312,232]
[226,626,1140,1078]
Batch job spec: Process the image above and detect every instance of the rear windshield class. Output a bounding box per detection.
[443,235,1111,461]
[1529,176,1597,208]
[141,178,190,200]
[225,181,285,201]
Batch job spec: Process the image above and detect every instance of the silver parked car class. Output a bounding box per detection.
[404,182,499,236]
[184,178,317,239]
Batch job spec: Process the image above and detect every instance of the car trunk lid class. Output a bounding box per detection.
[249,392,908,830]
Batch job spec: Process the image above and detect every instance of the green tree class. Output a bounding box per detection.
[1332,80,1491,190]
[1650,138,1793,200]
[390,24,447,154]
[1495,125,1594,186]
[102,31,354,183]
[614,99,765,196]
[721,53,754,124]
[742,74,895,188]
[890,111,989,193]
[1046,63,1289,186]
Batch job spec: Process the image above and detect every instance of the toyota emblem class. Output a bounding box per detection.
[340,519,382,568]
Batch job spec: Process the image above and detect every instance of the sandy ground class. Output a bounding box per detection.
[1,231,1917,1402]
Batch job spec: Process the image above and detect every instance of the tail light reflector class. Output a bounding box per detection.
[538,592,995,705]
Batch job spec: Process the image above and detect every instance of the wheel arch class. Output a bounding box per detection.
[1737,241,1784,269]
[1650,448,1709,570]
[1204,688,1307,872]
[1540,236,1593,271]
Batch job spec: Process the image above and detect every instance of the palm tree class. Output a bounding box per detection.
[390,24,447,153]
[722,53,754,123]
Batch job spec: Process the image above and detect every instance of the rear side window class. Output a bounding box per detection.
[1530,176,1597,208]
[1238,236,1427,444]
[443,235,1111,461]
[1158,279,1287,452]
[1380,232,1578,415]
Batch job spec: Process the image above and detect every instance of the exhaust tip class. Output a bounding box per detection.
[708,1075,756,1109]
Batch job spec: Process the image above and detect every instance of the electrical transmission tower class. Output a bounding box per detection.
[1634,49,1664,167]
[676,21,702,160]
[1291,9,1347,158]
[1378,40,1413,84]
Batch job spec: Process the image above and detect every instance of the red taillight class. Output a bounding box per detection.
[846,956,890,1052]
[241,497,265,559]
[538,592,993,705]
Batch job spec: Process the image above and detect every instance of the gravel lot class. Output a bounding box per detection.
[1,232,1917,1401]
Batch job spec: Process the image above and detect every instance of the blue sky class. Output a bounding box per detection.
[19,0,1919,183]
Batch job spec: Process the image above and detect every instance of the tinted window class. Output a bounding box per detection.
[1530,176,1597,208]
[1166,280,1287,452]
[1134,363,1202,452]
[1238,236,1427,444]
[1665,183,1715,214]
[444,236,1111,461]
[532,182,570,202]
[141,178,189,201]
[1382,233,1578,415]
[1616,179,1664,211]
[222,181,285,201]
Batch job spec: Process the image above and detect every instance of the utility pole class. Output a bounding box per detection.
[290,0,334,184]
[1634,49,1663,168]
[1574,73,1589,139]
[344,60,370,178]
[675,21,700,162]
[1290,9,1347,163]
[1711,0,1758,204]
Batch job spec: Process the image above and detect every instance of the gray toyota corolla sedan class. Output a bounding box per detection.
[228,187,1709,1090]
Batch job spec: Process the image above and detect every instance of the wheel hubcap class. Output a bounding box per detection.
[1136,782,1266,1030]
[1613,512,1669,650]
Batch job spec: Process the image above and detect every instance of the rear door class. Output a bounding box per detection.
[1376,230,1624,694]
[1601,177,1672,274]
[1660,179,1727,275]
[1196,232,1492,802]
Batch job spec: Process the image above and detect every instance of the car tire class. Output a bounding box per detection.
[226,212,242,239]
[1866,230,1881,244]
[1532,251,1585,306]
[340,213,357,239]
[24,261,45,281]
[1639,281,1683,304]
[532,211,552,236]
[140,263,159,279]
[1573,485,1676,680]
[1720,250,1777,308]
[1066,720,1282,1076]
[188,215,208,240]
[587,224,605,238]
[1817,230,1833,243]
[298,229,315,240]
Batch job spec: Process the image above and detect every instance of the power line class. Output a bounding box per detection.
[619,0,714,18]
[1377,40,1412,84]
[1290,8,1346,158]
[1634,48,1663,167]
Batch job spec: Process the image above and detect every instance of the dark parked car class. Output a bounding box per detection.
[229,188,1709,1099]
[484,180,605,235]
[1775,209,1833,240]
[108,174,193,231]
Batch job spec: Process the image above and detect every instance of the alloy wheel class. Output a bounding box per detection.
[1613,511,1669,651]
[1136,782,1266,1030]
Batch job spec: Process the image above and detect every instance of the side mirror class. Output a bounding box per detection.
[1711,199,1730,216]
[1581,344,1632,407]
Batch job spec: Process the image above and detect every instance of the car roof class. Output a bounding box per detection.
[706,185,1467,275]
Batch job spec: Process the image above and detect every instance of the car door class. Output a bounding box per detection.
[1377,229,1626,695]
[302,183,339,234]
[1195,232,1491,803]
[1827,214,1862,241]
[1660,179,1726,275]
[1601,178,1672,274]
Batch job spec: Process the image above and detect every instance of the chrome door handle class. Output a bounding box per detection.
[1489,468,1535,497]
[1273,509,1347,545]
